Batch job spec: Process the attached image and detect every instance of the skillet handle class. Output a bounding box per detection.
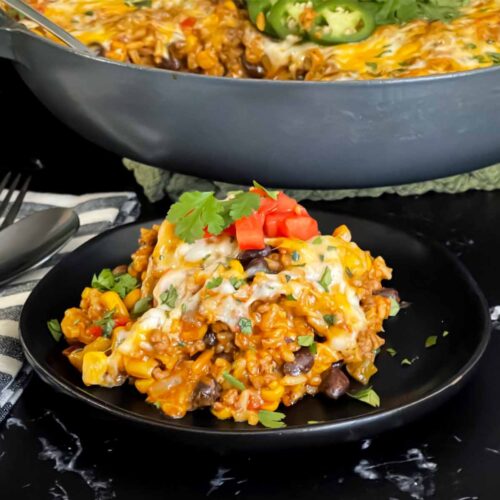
[0,10,17,61]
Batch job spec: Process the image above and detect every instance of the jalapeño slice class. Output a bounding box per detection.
[247,0,279,35]
[308,0,375,44]
[268,0,315,39]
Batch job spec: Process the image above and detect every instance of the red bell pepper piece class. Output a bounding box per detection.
[88,325,103,338]
[114,316,129,327]
[180,16,196,29]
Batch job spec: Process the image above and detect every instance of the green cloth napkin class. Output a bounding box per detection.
[123,159,500,202]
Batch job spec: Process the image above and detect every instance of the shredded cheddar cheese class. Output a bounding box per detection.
[3,0,498,79]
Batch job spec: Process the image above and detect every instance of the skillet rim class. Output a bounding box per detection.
[3,10,500,87]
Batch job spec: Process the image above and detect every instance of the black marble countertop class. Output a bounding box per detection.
[1,59,499,500]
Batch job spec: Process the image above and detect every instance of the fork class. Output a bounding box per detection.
[0,171,32,231]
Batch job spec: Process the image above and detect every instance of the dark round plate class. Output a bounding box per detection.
[20,211,491,451]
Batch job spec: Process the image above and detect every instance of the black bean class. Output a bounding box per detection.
[241,54,265,79]
[283,347,314,376]
[374,288,400,301]
[238,245,274,267]
[215,352,233,363]
[88,43,105,57]
[158,54,181,71]
[320,366,350,399]
[112,265,128,276]
[191,378,221,409]
[245,257,271,278]
[203,329,217,347]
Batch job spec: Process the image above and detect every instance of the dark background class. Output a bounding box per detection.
[1,57,500,499]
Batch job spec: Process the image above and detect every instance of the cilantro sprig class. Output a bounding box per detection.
[91,268,138,298]
[360,0,467,27]
[166,191,260,243]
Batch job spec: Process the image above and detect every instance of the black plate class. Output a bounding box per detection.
[20,211,491,451]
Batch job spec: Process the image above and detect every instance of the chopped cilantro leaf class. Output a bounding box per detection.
[425,335,438,348]
[239,317,252,334]
[347,386,380,408]
[229,277,246,290]
[389,298,400,317]
[386,347,397,357]
[323,314,336,326]
[160,285,178,308]
[206,277,223,289]
[47,319,62,342]
[223,371,245,391]
[132,296,152,317]
[258,410,286,429]
[252,180,278,200]
[319,267,332,292]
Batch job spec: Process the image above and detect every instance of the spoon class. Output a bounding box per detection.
[3,0,92,54]
[0,207,80,286]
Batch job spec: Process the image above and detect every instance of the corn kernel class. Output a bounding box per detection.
[82,351,108,386]
[124,288,141,311]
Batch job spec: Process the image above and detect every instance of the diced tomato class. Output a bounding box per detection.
[180,16,196,29]
[114,316,128,327]
[223,224,236,236]
[88,325,103,338]
[258,196,278,215]
[247,395,263,411]
[203,227,212,238]
[294,204,309,216]
[276,192,298,212]
[264,212,288,237]
[235,213,265,250]
[279,215,319,240]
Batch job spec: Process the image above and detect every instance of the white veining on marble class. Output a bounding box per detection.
[48,480,69,499]
[22,483,31,488]
[485,447,500,455]
[353,448,438,499]
[5,417,27,430]
[354,460,380,480]
[456,497,479,500]
[444,236,475,257]
[37,412,115,500]
[490,306,500,330]
[453,435,462,443]
[0,451,5,461]
[207,467,235,496]
[361,439,372,450]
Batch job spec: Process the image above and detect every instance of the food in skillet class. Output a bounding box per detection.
[48,185,398,427]
[6,0,500,80]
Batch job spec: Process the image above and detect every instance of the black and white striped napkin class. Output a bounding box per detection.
[0,191,140,422]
